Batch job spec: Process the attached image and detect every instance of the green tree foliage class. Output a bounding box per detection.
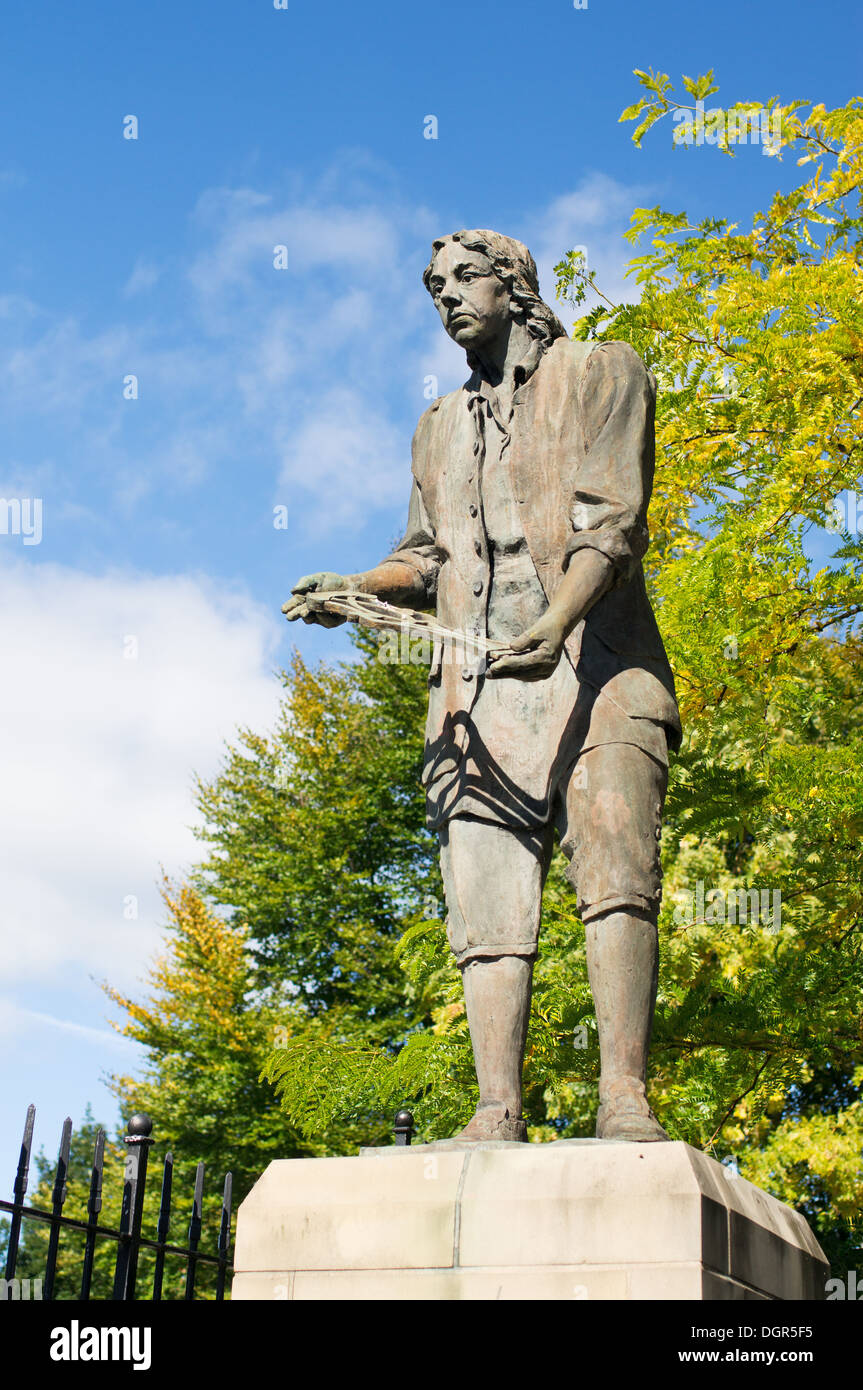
[553,71,863,1263]
[192,633,440,1025]
[104,877,319,1193]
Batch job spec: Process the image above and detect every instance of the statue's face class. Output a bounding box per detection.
[426,244,512,351]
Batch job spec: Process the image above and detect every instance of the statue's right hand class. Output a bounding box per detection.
[282,572,350,626]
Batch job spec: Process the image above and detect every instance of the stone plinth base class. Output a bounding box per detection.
[231,1139,828,1301]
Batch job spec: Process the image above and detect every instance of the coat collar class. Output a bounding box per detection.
[464,334,550,424]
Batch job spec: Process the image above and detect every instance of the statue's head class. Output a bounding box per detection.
[422,229,565,363]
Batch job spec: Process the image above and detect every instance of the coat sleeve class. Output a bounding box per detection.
[563,341,655,589]
[378,406,443,601]
[380,475,441,601]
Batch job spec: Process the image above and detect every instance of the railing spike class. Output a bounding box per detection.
[152,1152,174,1301]
[3,1104,36,1289]
[44,1117,73,1300]
[79,1127,106,1300]
[184,1161,205,1301]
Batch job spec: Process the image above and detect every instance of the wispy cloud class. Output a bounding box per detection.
[0,1000,136,1050]
[528,172,654,329]
[123,259,162,299]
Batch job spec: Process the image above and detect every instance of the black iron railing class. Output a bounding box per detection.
[1,1105,233,1301]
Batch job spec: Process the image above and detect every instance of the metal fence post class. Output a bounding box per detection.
[394,1109,414,1146]
[112,1114,154,1301]
[79,1127,105,1301]
[44,1118,72,1300]
[152,1152,174,1301]
[183,1162,205,1301]
[215,1172,233,1302]
[3,1104,35,1294]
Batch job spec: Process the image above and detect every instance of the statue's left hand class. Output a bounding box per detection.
[485,612,565,681]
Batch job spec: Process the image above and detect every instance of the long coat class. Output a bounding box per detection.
[383,335,681,825]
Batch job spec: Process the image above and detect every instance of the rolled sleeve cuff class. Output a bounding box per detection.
[381,547,440,600]
[563,516,649,587]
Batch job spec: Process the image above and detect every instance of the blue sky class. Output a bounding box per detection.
[1,0,860,1182]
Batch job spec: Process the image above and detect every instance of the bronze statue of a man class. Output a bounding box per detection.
[284,230,681,1143]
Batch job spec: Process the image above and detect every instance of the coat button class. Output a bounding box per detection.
[469,504,478,517]
[474,539,482,555]
[473,580,483,596]
[461,667,474,682]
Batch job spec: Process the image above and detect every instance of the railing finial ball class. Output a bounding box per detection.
[394,1109,414,1146]
[127,1113,153,1137]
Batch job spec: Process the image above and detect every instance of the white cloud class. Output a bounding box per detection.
[180,182,444,535]
[123,259,162,298]
[277,387,408,532]
[528,172,654,330]
[3,319,133,417]
[187,191,403,322]
[0,292,40,322]
[0,557,281,990]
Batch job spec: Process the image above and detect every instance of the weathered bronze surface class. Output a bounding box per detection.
[284,230,681,1142]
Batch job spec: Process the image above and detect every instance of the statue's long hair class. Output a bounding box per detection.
[422,229,567,366]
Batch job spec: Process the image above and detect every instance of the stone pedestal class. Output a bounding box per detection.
[231,1139,828,1301]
